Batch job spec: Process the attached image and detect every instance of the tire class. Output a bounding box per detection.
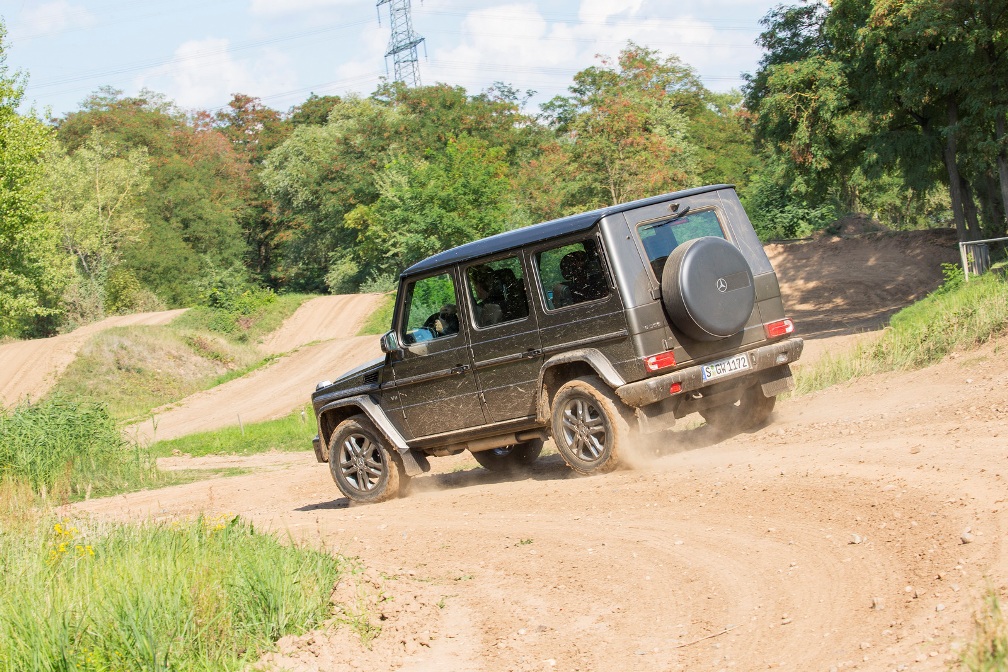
[700,385,776,431]
[551,376,630,475]
[471,439,544,473]
[661,236,755,342]
[328,415,405,504]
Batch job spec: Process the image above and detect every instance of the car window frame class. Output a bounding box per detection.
[633,206,730,285]
[396,268,464,346]
[462,253,533,332]
[530,233,614,314]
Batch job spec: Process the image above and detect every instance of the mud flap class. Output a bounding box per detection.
[759,364,794,397]
[398,448,430,476]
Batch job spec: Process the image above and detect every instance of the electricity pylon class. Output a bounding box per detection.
[376,0,425,87]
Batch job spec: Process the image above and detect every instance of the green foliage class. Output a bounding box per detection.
[0,22,73,338]
[959,590,1008,672]
[744,169,839,240]
[151,408,317,458]
[0,397,160,499]
[794,272,1008,394]
[0,514,344,671]
[357,293,396,336]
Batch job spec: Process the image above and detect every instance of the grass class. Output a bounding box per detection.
[0,512,346,671]
[48,294,312,423]
[0,397,168,501]
[357,293,396,336]
[151,407,318,459]
[793,272,1008,395]
[959,590,1008,671]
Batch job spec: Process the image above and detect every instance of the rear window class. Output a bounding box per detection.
[637,208,726,280]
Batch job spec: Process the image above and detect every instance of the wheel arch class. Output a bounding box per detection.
[317,395,427,476]
[536,349,626,423]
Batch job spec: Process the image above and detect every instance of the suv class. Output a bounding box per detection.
[311,185,803,503]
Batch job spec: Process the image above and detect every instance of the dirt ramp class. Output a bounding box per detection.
[261,293,384,355]
[0,309,187,408]
[766,230,959,338]
[128,335,382,443]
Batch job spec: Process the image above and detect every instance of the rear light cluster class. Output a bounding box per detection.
[764,318,795,339]
[643,351,676,372]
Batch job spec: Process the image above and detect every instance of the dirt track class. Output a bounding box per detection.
[65,232,1008,670]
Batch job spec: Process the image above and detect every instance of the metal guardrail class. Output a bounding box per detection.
[959,236,1008,281]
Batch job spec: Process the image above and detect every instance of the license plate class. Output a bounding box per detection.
[701,353,751,382]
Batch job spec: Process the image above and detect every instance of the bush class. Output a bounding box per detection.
[0,397,160,499]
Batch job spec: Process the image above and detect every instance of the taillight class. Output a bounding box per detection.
[764,318,795,339]
[669,382,683,394]
[643,351,677,372]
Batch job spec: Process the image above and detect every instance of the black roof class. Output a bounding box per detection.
[403,184,733,276]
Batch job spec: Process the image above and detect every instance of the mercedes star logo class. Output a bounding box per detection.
[716,277,728,293]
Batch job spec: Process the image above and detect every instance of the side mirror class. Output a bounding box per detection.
[379,330,400,355]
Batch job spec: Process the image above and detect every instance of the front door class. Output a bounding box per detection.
[390,269,487,439]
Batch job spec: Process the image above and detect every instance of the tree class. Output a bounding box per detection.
[0,22,72,337]
[45,130,151,284]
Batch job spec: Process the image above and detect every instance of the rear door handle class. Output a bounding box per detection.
[450,364,471,375]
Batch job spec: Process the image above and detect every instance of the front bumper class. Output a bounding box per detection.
[312,434,325,462]
[616,338,804,408]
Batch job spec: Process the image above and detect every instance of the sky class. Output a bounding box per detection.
[4,0,779,119]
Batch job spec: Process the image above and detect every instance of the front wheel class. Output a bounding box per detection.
[329,415,405,504]
[471,439,544,473]
[701,384,776,431]
[550,376,630,475]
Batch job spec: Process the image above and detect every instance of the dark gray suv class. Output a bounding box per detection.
[311,185,803,503]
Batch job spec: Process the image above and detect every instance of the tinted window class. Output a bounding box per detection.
[466,257,530,328]
[637,208,726,280]
[401,273,458,344]
[536,239,610,311]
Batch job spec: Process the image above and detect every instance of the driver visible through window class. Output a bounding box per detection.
[637,208,726,280]
[402,273,458,344]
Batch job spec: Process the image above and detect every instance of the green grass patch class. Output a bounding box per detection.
[172,293,311,345]
[151,408,318,458]
[356,293,396,336]
[959,590,1008,671]
[794,272,1008,394]
[0,513,345,671]
[48,295,314,423]
[0,398,168,501]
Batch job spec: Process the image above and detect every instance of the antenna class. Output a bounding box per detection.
[376,0,426,87]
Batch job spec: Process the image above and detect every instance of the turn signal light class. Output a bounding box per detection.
[764,318,795,339]
[644,351,677,372]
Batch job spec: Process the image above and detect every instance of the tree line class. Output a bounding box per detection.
[3,2,1007,339]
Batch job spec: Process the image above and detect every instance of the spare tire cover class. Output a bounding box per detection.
[660,236,755,341]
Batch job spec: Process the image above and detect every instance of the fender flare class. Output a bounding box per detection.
[535,349,627,423]
[317,395,427,476]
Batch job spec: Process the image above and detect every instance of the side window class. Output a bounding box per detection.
[637,208,726,280]
[536,239,610,311]
[401,273,459,344]
[466,256,530,328]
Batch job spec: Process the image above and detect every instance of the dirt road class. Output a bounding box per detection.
[75,335,1007,671]
[40,230,1002,670]
[0,310,186,408]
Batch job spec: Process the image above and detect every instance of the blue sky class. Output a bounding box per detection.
[5,0,779,118]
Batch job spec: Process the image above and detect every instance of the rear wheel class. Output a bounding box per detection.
[701,385,776,431]
[329,415,405,503]
[551,376,630,475]
[471,439,544,473]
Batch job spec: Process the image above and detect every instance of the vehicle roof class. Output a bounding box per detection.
[403,184,734,277]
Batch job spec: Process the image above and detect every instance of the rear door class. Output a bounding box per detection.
[462,255,543,422]
[389,269,487,439]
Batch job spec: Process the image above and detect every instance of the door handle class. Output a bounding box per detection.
[523,349,542,358]
[450,364,471,375]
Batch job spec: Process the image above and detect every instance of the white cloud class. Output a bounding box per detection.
[578,0,644,23]
[249,0,360,17]
[16,1,95,38]
[138,38,298,111]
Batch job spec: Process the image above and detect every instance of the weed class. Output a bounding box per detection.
[959,590,1008,671]
[357,293,396,336]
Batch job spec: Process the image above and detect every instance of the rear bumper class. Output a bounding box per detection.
[616,338,804,408]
